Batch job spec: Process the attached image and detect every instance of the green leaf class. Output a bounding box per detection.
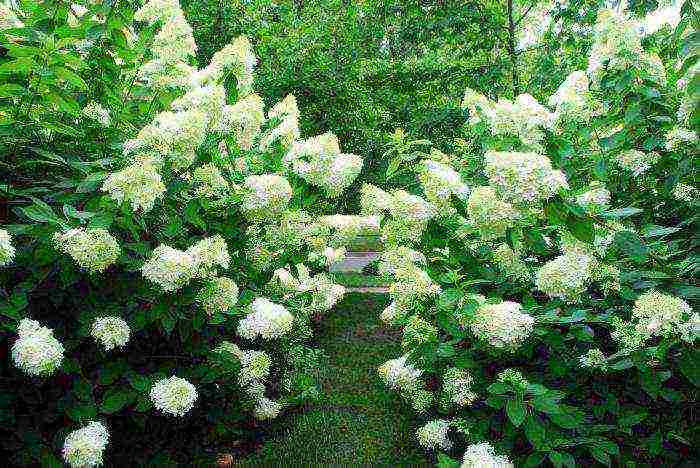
[99,360,128,386]
[129,374,151,393]
[100,388,131,414]
[20,198,62,225]
[549,405,584,429]
[614,231,649,263]
[54,66,88,90]
[506,397,526,427]
[678,349,700,386]
[66,403,97,422]
[590,447,611,466]
[549,451,575,468]
[600,207,643,219]
[524,414,547,449]
[0,83,25,97]
[567,216,594,243]
[487,382,508,395]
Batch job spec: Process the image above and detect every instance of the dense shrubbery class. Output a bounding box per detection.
[0,0,698,467]
[0,0,367,465]
[372,3,699,466]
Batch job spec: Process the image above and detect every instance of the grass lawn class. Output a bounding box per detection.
[233,293,430,467]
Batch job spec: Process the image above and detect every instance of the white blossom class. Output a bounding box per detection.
[12,318,64,377]
[150,376,198,417]
[62,421,109,468]
[91,316,130,351]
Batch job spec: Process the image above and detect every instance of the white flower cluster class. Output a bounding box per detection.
[377,246,426,276]
[53,228,120,273]
[632,290,693,339]
[587,8,666,87]
[125,110,208,172]
[260,94,300,150]
[82,101,111,127]
[468,300,534,350]
[197,277,239,315]
[241,174,293,221]
[274,264,346,313]
[318,214,380,247]
[536,250,596,302]
[616,149,660,176]
[237,297,294,340]
[460,442,514,468]
[672,183,700,203]
[466,186,519,240]
[0,228,15,266]
[442,367,477,408]
[150,376,198,417]
[484,150,568,208]
[418,159,469,208]
[286,132,363,198]
[359,183,394,214]
[579,348,608,371]
[170,84,226,127]
[575,182,611,212]
[141,236,230,292]
[665,126,697,151]
[102,159,166,212]
[194,36,257,94]
[62,421,109,468]
[548,70,594,124]
[492,243,530,283]
[217,93,265,150]
[253,396,283,420]
[91,316,130,351]
[191,163,229,199]
[382,190,436,246]
[463,90,553,147]
[12,318,64,377]
[377,354,432,413]
[134,0,197,91]
[416,419,452,451]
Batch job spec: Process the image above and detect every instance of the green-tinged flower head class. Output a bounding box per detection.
[466,186,519,240]
[12,318,64,377]
[416,419,452,451]
[0,228,16,266]
[62,421,109,468]
[102,160,166,212]
[535,251,595,302]
[461,442,514,468]
[53,228,120,273]
[241,174,293,221]
[150,376,198,417]
[469,301,534,350]
[197,277,239,315]
[91,316,130,351]
[492,243,530,283]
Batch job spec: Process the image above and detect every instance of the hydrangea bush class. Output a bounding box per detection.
[374,4,698,466]
[1,0,365,464]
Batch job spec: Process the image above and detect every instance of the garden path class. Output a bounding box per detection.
[233,292,429,467]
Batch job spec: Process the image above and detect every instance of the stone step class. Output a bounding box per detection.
[329,251,380,273]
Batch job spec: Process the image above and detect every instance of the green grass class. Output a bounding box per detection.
[234,293,429,467]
